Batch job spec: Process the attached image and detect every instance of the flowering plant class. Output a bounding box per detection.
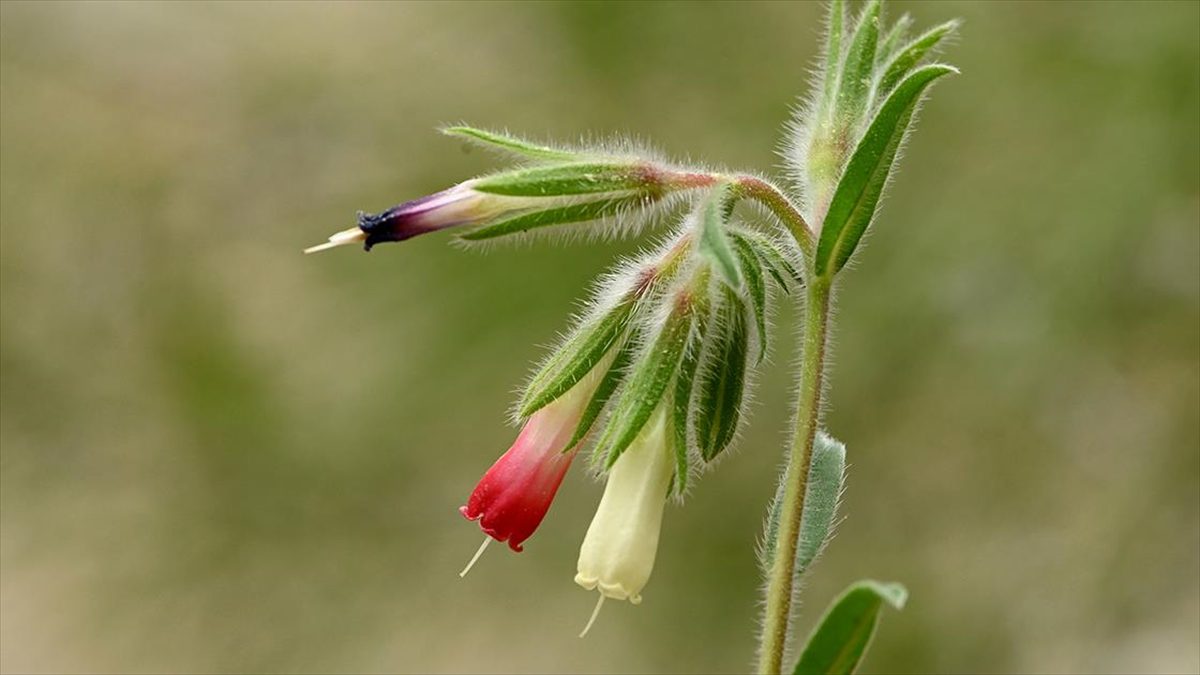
[309,1,958,672]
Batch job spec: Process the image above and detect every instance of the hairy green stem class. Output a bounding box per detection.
[757,276,831,674]
[732,176,814,260]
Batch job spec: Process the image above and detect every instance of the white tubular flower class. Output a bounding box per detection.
[575,406,674,608]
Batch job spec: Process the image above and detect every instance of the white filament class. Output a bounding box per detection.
[578,593,606,638]
[458,536,492,578]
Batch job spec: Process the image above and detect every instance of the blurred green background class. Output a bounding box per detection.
[2,1,1197,673]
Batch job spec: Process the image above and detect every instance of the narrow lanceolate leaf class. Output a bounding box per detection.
[695,289,749,462]
[597,304,692,466]
[731,235,768,363]
[834,0,881,126]
[472,162,652,197]
[440,125,577,161]
[697,185,742,289]
[815,64,957,277]
[818,0,846,117]
[876,13,913,67]
[875,20,960,101]
[566,338,634,450]
[460,196,645,241]
[669,309,707,495]
[795,431,847,575]
[520,300,633,417]
[794,580,908,675]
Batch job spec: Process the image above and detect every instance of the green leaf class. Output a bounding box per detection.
[697,185,742,289]
[794,580,908,675]
[520,300,633,417]
[876,13,913,66]
[815,64,957,277]
[875,20,960,101]
[731,235,768,364]
[440,125,576,161]
[472,162,651,197]
[695,288,749,462]
[818,0,846,117]
[460,196,644,240]
[834,0,880,126]
[796,431,846,574]
[757,430,845,573]
[566,338,634,450]
[596,305,692,466]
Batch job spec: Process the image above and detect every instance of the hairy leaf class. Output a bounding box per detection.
[794,581,908,675]
[834,0,881,126]
[796,431,846,574]
[875,20,960,101]
[876,13,913,66]
[815,64,957,277]
[819,0,846,118]
[758,430,845,573]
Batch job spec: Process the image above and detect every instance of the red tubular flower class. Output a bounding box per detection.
[460,369,600,554]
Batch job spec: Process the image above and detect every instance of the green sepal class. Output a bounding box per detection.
[460,196,645,240]
[795,431,846,575]
[472,162,652,197]
[875,20,960,101]
[734,230,803,291]
[697,184,742,289]
[565,337,635,450]
[519,299,633,417]
[815,64,957,277]
[669,295,712,495]
[596,302,692,467]
[695,288,749,462]
[794,580,908,675]
[440,125,577,161]
[834,0,881,127]
[731,235,769,364]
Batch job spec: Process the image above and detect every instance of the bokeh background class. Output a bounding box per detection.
[2,1,1197,673]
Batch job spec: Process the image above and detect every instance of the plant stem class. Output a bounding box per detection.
[732,175,814,260]
[757,275,832,675]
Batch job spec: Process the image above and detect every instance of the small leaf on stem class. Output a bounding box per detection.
[794,580,908,675]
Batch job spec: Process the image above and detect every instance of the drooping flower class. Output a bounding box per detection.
[575,405,674,633]
[459,364,604,570]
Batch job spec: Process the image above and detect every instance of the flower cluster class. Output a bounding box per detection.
[307,0,957,642]
[308,129,800,633]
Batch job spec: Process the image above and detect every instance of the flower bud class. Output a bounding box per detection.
[575,405,674,605]
[305,181,524,253]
